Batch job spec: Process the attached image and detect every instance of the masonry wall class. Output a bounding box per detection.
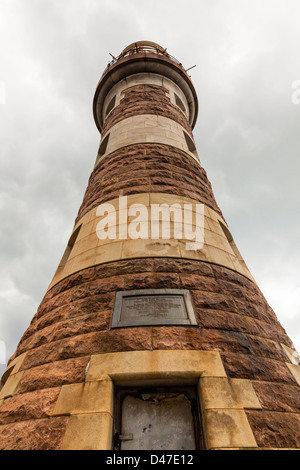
[0,68,299,450]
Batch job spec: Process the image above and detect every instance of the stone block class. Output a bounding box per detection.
[52,379,113,417]
[203,409,257,449]
[286,363,300,386]
[60,412,113,450]
[0,387,61,425]
[221,352,297,384]
[0,372,24,399]
[86,350,227,384]
[281,343,300,365]
[0,416,68,450]
[121,238,181,259]
[252,381,300,413]
[16,357,89,393]
[246,410,300,449]
[199,377,261,411]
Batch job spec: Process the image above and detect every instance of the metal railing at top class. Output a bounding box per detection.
[101,44,186,77]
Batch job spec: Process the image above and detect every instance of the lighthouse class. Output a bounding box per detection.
[0,41,299,450]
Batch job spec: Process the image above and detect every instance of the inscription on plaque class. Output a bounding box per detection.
[111,289,197,328]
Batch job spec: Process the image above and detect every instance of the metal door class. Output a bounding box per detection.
[115,390,198,450]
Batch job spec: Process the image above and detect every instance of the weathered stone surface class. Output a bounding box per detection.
[10,258,295,380]
[212,265,254,287]
[17,357,89,393]
[252,381,300,413]
[221,352,297,384]
[152,327,252,354]
[101,84,193,136]
[0,416,68,450]
[153,258,214,276]
[179,273,221,292]
[60,412,112,450]
[233,298,275,324]
[17,311,110,354]
[246,335,287,362]
[75,143,222,224]
[246,410,300,448]
[195,309,289,345]
[192,291,237,313]
[123,272,181,290]
[196,308,258,333]
[204,409,257,449]
[37,292,115,322]
[19,329,152,370]
[5,256,298,450]
[0,388,61,425]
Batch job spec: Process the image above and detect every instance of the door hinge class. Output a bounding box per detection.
[116,433,133,441]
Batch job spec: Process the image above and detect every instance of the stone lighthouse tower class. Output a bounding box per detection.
[0,41,299,451]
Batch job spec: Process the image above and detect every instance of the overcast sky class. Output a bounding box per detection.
[0,0,299,375]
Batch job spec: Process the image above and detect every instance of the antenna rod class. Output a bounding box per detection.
[185,65,196,72]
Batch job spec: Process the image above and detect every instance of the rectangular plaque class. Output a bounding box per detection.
[111,289,197,328]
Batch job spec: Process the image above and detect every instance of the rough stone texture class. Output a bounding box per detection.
[16,357,90,393]
[220,353,295,384]
[101,84,193,137]
[0,258,300,448]
[2,257,298,448]
[76,143,223,224]
[252,381,300,413]
[0,416,68,450]
[2,258,299,449]
[9,259,294,371]
[246,411,300,449]
[0,388,61,425]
